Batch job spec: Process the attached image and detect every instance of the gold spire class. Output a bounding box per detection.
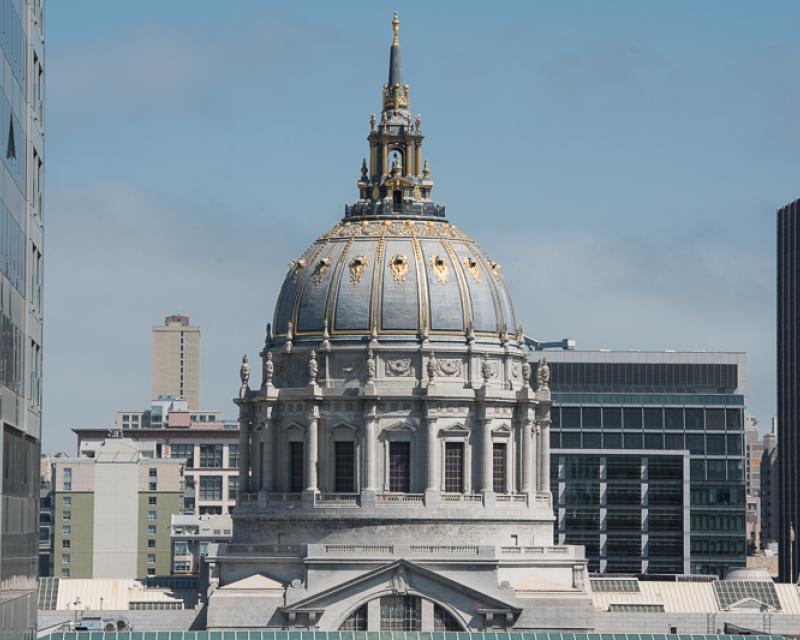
[392,12,400,46]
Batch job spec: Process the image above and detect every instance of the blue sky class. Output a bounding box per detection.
[42,1,800,451]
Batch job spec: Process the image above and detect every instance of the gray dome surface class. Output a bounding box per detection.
[272,218,516,344]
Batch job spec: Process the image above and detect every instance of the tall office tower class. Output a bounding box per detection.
[152,315,200,409]
[778,199,800,582]
[544,350,747,576]
[0,1,44,638]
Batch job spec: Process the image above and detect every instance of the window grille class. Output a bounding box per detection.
[334,441,355,492]
[339,604,367,630]
[713,579,781,610]
[199,445,223,468]
[493,443,506,493]
[389,442,410,492]
[37,577,59,610]
[228,444,240,468]
[199,476,222,500]
[289,442,304,492]
[444,442,463,493]
[380,595,421,630]
[589,577,640,593]
[434,604,462,630]
[171,444,194,468]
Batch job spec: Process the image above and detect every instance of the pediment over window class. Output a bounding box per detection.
[492,424,512,437]
[284,422,306,433]
[281,559,520,630]
[382,420,417,433]
[439,423,470,438]
[330,422,359,432]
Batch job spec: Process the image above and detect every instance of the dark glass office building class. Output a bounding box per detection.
[0,1,45,638]
[778,199,800,582]
[540,351,747,577]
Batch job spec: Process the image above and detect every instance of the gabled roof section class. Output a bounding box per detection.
[283,559,519,614]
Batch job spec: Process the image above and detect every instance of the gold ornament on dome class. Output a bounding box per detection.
[349,256,368,285]
[463,256,481,283]
[430,255,449,284]
[288,257,306,282]
[312,257,332,286]
[389,255,410,283]
[488,260,502,280]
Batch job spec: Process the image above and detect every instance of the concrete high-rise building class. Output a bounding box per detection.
[777,199,800,582]
[50,438,183,579]
[152,315,200,409]
[0,1,45,638]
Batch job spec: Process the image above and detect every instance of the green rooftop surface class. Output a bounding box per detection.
[37,633,787,640]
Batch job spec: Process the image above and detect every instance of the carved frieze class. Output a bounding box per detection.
[385,357,414,377]
[437,358,461,377]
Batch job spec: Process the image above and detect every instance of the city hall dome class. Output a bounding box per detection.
[271,219,517,344]
[270,13,517,348]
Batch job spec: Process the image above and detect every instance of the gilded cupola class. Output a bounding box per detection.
[351,12,440,220]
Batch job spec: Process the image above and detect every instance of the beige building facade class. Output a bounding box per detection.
[152,315,201,409]
[51,438,184,579]
[74,422,239,516]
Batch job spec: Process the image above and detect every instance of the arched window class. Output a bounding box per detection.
[389,148,403,171]
[340,604,367,630]
[434,604,462,631]
[341,597,464,631]
[380,595,420,630]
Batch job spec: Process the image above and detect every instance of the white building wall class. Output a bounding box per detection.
[92,463,139,578]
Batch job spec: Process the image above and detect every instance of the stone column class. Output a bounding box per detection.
[521,418,533,494]
[262,419,273,493]
[539,419,551,494]
[415,143,423,178]
[364,404,378,491]
[306,415,319,492]
[426,417,439,492]
[238,411,250,493]
[481,417,493,493]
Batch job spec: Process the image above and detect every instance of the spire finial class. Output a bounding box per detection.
[392,12,400,46]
